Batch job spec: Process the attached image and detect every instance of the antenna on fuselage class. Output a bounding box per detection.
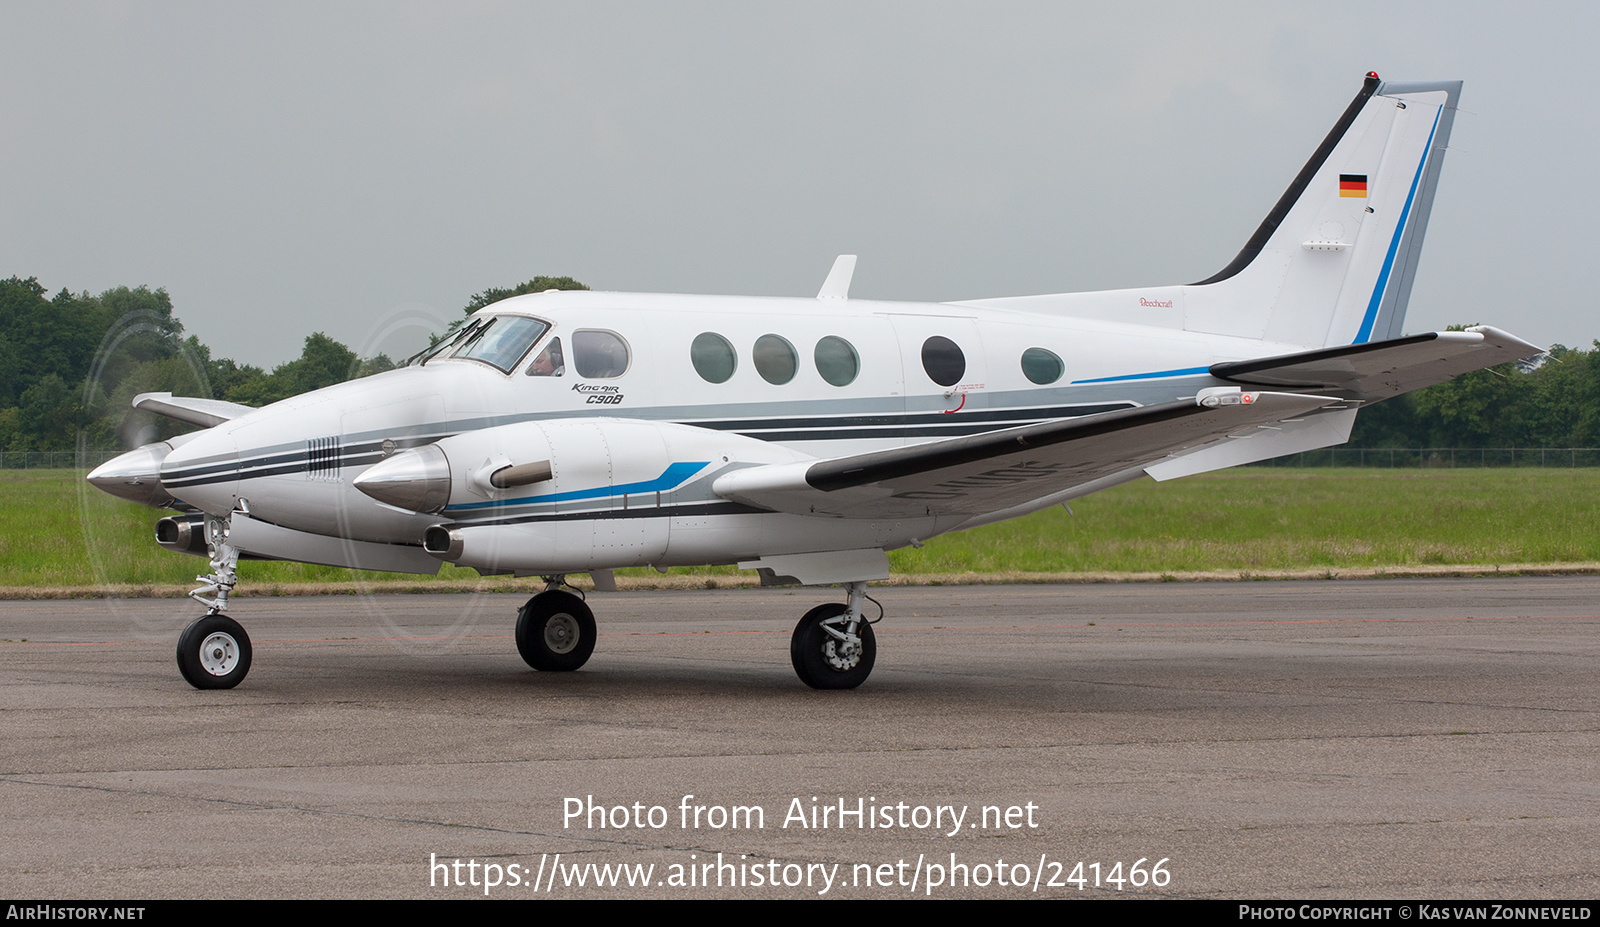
[817,254,857,300]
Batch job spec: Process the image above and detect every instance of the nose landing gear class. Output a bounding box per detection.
[176,515,252,690]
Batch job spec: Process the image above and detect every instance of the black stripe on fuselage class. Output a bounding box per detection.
[685,402,1135,433]
[161,447,390,489]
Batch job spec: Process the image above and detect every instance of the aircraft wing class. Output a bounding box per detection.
[713,389,1342,519]
[1210,326,1542,400]
[132,392,256,428]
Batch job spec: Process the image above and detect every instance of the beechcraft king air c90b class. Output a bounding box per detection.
[89,74,1539,691]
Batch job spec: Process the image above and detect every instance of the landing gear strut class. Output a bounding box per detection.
[176,515,253,689]
[515,577,597,672]
[791,582,877,690]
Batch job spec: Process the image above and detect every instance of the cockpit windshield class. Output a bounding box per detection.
[452,316,551,372]
[407,317,485,366]
[409,315,552,373]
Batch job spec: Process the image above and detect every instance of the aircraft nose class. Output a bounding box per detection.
[86,442,177,507]
[157,427,241,516]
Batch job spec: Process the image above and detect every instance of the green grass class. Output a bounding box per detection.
[5,467,1599,589]
[8,472,488,589]
[888,467,1600,574]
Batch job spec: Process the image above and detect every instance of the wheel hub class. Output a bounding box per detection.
[197,631,240,676]
[544,613,580,654]
[821,625,862,671]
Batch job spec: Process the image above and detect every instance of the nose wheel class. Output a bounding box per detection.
[176,613,253,689]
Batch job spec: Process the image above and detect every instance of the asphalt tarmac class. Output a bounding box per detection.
[2,577,1596,899]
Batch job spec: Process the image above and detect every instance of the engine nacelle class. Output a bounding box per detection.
[356,418,810,574]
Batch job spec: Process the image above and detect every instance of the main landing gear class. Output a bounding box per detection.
[515,577,597,672]
[508,575,881,689]
[176,515,253,689]
[790,582,878,690]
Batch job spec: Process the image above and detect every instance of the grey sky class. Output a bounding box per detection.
[4,1,1595,367]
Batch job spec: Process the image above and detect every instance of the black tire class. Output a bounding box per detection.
[790,603,876,690]
[176,614,252,690]
[516,591,596,671]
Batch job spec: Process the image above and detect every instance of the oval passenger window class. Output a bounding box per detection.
[691,332,737,383]
[753,334,798,385]
[921,336,966,387]
[1020,347,1064,385]
[814,336,859,387]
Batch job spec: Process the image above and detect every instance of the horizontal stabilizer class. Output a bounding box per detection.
[1210,326,1542,400]
[714,389,1341,519]
[132,392,256,428]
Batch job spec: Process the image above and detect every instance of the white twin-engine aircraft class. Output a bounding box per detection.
[90,74,1539,691]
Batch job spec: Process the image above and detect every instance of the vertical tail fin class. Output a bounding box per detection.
[1183,74,1462,347]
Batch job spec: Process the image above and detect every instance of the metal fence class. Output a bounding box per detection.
[1257,448,1600,468]
[0,450,123,470]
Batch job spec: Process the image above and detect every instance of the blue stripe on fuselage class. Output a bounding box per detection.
[1071,366,1210,384]
[441,460,710,513]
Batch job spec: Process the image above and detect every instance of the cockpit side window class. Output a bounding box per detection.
[451,316,551,374]
[525,337,564,377]
[572,330,630,378]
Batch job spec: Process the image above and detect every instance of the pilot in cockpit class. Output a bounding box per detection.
[526,337,564,377]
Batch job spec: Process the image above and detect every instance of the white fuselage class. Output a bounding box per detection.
[153,289,1302,574]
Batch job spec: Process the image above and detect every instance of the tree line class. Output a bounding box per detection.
[1,277,388,451]
[1347,337,1600,448]
[1,273,1592,452]
[0,275,585,452]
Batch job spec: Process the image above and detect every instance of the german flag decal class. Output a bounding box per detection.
[1339,174,1368,198]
